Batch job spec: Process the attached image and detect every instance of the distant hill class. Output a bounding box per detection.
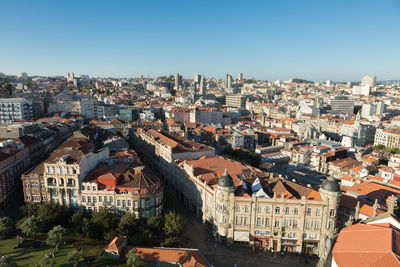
[290,78,314,84]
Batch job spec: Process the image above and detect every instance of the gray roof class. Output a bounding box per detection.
[217,169,234,188]
[321,176,340,192]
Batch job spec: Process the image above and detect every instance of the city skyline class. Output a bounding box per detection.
[1,0,400,81]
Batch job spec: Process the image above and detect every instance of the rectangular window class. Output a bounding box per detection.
[293,219,297,228]
[117,200,121,206]
[275,207,280,214]
[245,205,249,212]
[86,186,90,191]
[127,200,131,206]
[93,196,97,203]
[82,196,86,202]
[316,208,320,216]
[256,217,261,226]
[244,217,248,225]
[145,200,150,208]
[92,186,96,191]
[134,201,138,209]
[257,206,262,213]
[294,208,298,215]
[283,219,289,227]
[98,196,102,202]
[81,185,85,191]
[235,216,240,225]
[285,207,289,215]
[87,196,91,203]
[25,183,29,188]
[315,221,319,229]
[265,218,270,226]
[109,197,113,203]
[235,205,240,212]
[266,206,270,213]
[104,196,107,202]
[274,219,279,227]
[307,208,311,216]
[122,200,126,207]
[26,194,31,200]
[330,209,335,218]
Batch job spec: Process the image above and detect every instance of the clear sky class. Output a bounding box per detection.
[1,0,399,81]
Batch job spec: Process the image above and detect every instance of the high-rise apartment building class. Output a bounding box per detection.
[175,73,181,89]
[225,74,233,89]
[225,94,255,108]
[194,74,201,84]
[361,75,376,87]
[238,73,243,81]
[0,98,33,123]
[20,72,28,81]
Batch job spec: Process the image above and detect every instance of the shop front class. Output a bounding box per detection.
[281,239,297,252]
[254,230,271,249]
[233,231,250,245]
[302,240,319,256]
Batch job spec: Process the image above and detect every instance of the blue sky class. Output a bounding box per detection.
[1,0,399,81]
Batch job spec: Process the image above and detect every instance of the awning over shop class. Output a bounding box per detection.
[234,231,250,242]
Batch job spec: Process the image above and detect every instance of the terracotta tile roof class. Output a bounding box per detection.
[105,236,127,252]
[122,247,210,267]
[333,223,400,267]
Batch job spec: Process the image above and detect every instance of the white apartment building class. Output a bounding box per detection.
[0,98,33,123]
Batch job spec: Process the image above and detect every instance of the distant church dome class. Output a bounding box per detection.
[321,176,340,192]
[217,169,234,188]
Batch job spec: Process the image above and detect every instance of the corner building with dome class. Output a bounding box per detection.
[170,155,341,257]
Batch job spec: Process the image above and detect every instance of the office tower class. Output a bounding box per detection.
[81,75,90,87]
[175,73,181,89]
[20,72,28,81]
[361,75,376,87]
[194,74,201,84]
[238,73,243,81]
[0,98,33,123]
[200,76,206,96]
[0,73,5,79]
[326,80,332,86]
[225,74,233,89]
[329,96,354,114]
[346,81,352,88]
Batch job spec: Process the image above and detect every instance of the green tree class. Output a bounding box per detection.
[20,203,40,217]
[0,256,19,267]
[0,216,14,239]
[164,212,186,237]
[147,214,164,233]
[82,217,103,239]
[47,225,67,249]
[36,255,55,267]
[37,202,68,230]
[161,236,179,248]
[91,206,118,238]
[17,216,42,237]
[126,248,146,267]
[70,210,87,236]
[118,213,138,239]
[375,144,385,150]
[66,249,82,267]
